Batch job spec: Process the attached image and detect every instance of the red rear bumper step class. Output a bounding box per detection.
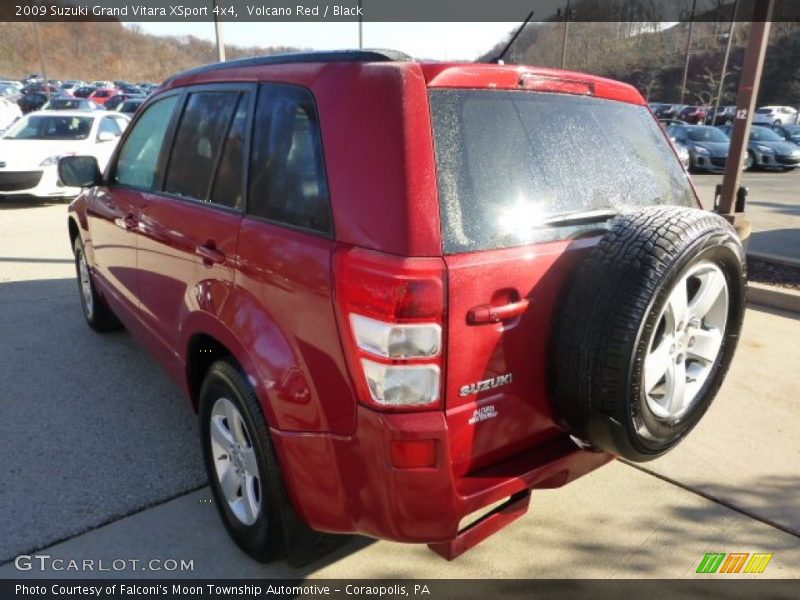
[428,491,532,560]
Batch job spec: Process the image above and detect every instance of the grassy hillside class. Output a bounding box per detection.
[480,16,800,106]
[0,21,299,83]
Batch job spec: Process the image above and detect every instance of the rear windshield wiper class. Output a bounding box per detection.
[536,208,619,227]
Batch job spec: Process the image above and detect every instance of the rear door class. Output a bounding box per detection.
[136,85,252,360]
[428,89,698,475]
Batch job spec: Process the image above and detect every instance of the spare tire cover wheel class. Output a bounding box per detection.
[553,206,747,462]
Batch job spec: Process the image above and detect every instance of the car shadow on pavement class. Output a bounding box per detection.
[747,200,800,217]
[748,228,800,259]
[0,196,70,209]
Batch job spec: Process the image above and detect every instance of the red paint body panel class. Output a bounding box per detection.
[66,57,659,552]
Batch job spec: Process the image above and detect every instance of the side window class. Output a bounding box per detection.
[97,117,122,139]
[248,84,331,234]
[165,91,238,202]
[114,95,178,190]
[209,92,251,210]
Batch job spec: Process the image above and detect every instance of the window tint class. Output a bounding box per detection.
[248,84,331,234]
[114,95,178,190]
[209,93,251,210]
[165,91,238,201]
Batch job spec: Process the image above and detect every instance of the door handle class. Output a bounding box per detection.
[468,299,530,325]
[195,243,226,265]
[114,213,137,230]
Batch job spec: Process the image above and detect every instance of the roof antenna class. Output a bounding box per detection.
[489,11,534,64]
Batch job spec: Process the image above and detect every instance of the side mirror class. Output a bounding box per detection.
[58,155,101,187]
[97,131,116,142]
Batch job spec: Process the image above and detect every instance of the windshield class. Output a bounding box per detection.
[4,115,93,140]
[750,127,784,142]
[686,127,729,143]
[430,90,695,253]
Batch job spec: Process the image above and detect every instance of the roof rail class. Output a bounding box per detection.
[171,49,413,80]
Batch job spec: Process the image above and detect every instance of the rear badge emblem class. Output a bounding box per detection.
[469,405,499,425]
[459,373,513,397]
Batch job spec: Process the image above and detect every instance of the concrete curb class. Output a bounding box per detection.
[747,282,800,314]
[747,251,800,268]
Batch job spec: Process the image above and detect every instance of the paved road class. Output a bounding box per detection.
[1,200,798,579]
[692,169,800,262]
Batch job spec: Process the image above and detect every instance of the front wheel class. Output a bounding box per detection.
[73,236,121,332]
[744,151,755,171]
[199,359,287,562]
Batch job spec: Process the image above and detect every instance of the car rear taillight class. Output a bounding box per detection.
[333,245,445,411]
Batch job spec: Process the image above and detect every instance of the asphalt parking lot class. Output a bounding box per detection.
[0,175,798,579]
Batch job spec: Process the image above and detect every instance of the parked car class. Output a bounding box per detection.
[772,124,800,146]
[0,83,22,104]
[0,97,22,133]
[654,103,687,119]
[658,118,688,129]
[104,93,144,111]
[119,84,145,95]
[42,97,103,111]
[678,105,709,124]
[717,124,800,171]
[116,98,145,116]
[0,110,128,198]
[90,80,114,89]
[60,51,746,564]
[667,124,731,172]
[753,106,798,126]
[73,86,97,98]
[18,92,50,114]
[88,88,120,106]
[707,105,736,126]
[60,80,86,95]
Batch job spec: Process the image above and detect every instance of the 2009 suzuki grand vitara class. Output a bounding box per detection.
[61,50,746,563]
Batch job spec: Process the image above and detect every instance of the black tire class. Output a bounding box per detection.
[199,359,287,562]
[552,206,746,462]
[73,236,121,332]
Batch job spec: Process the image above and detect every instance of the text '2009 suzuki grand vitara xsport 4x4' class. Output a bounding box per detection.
[61,50,746,564]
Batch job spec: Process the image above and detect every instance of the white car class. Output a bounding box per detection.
[0,97,22,133]
[753,106,798,126]
[0,110,129,198]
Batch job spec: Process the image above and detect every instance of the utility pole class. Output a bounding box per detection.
[680,0,698,104]
[33,22,50,99]
[358,0,363,49]
[712,0,739,125]
[560,0,571,69]
[717,0,775,234]
[212,0,226,62]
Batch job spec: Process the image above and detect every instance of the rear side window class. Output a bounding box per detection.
[209,93,252,210]
[165,91,238,202]
[114,95,178,190]
[430,90,695,253]
[248,84,331,234]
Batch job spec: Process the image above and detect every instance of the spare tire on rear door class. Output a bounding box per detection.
[552,206,746,462]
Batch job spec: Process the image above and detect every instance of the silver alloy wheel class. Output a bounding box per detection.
[210,397,262,526]
[77,248,94,320]
[644,261,729,421]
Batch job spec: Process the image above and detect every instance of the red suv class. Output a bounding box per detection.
[60,50,746,564]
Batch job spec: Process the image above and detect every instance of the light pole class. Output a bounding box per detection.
[560,0,571,69]
[212,0,225,62]
[712,0,739,125]
[680,0,698,104]
[33,22,50,100]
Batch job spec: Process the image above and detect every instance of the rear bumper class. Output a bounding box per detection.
[271,406,613,545]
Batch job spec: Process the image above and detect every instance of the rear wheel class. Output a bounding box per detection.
[73,236,121,332]
[552,206,746,462]
[199,359,286,562]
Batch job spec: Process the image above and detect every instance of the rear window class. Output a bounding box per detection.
[430,90,695,253]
